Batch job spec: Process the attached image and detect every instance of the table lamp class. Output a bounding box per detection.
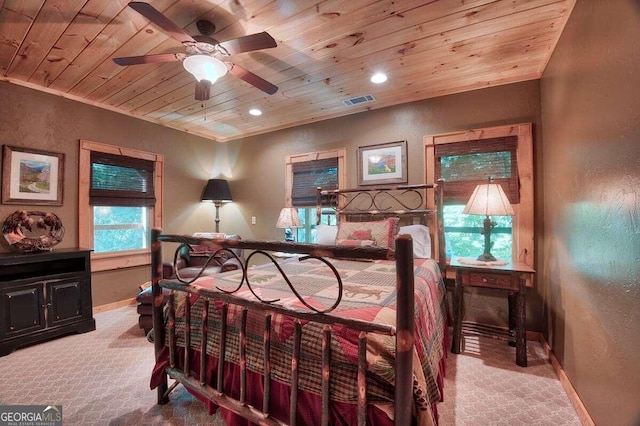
[463,179,514,261]
[201,179,233,232]
[276,207,302,241]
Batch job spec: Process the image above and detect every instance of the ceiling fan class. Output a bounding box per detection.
[112,1,278,100]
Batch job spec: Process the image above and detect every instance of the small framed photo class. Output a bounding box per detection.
[357,140,407,186]
[2,145,65,205]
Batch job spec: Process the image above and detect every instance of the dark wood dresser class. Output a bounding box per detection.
[0,248,95,356]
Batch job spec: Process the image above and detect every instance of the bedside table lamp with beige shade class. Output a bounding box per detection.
[462,178,515,262]
[276,207,302,242]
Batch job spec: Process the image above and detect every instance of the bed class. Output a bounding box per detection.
[149,182,447,425]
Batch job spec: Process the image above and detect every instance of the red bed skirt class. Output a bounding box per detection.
[151,326,449,425]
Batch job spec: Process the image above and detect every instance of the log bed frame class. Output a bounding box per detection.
[150,181,444,425]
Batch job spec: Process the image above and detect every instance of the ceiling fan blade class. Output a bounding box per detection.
[228,64,278,95]
[128,2,196,44]
[113,53,185,66]
[217,32,277,55]
[192,35,219,45]
[195,80,211,101]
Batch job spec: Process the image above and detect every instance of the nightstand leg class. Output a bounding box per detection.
[451,269,463,354]
[508,291,516,347]
[515,275,527,367]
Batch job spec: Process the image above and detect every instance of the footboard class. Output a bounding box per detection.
[150,231,419,425]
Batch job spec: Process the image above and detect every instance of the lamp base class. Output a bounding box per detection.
[478,215,497,262]
[476,253,497,262]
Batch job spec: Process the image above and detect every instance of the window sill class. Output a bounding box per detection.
[91,249,151,272]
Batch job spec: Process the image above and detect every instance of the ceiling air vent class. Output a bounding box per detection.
[342,94,376,107]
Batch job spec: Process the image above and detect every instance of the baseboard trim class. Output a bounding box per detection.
[540,336,595,426]
[93,298,136,314]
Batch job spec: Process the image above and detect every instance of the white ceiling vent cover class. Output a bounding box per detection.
[342,94,376,107]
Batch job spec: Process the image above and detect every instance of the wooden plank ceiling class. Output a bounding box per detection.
[0,0,575,142]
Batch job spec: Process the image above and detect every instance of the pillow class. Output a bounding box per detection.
[335,218,399,249]
[192,232,226,239]
[336,239,376,246]
[315,224,338,245]
[348,229,373,240]
[398,224,431,258]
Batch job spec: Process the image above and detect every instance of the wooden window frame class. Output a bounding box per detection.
[424,123,534,267]
[285,148,346,242]
[79,140,164,272]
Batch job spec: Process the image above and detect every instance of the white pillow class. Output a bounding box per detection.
[398,225,431,258]
[192,232,226,239]
[315,225,338,245]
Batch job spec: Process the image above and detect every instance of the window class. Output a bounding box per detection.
[435,137,519,204]
[424,124,534,266]
[93,206,150,253]
[436,136,518,261]
[79,140,163,271]
[295,207,338,243]
[285,149,346,243]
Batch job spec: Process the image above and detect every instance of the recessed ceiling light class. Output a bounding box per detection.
[370,72,388,84]
[249,108,262,116]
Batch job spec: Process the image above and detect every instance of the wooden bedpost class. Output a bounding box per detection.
[435,179,446,275]
[394,234,414,425]
[151,228,168,404]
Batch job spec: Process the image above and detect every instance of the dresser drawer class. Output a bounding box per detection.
[467,271,514,289]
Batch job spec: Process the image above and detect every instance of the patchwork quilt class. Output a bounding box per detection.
[165,257,448,425]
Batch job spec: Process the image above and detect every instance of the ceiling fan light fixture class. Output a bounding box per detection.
[183,55,228,83]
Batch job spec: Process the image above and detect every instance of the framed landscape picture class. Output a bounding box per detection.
[2,145,64,205]
[357,140,407,186]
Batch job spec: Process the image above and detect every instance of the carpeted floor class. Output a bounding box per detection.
[0,306,581,425]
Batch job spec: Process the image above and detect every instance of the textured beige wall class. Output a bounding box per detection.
[540,1,640,424]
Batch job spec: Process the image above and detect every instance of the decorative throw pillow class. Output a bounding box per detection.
[348,229,373,240]
[398,224,432,258]
[336,218,399,249]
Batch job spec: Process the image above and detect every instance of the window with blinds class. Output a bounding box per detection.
[435,136,519,261]
[435,136,519,204]
[90,151,155,206]
[291,157,338,207]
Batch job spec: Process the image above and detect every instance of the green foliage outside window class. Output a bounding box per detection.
[444,205,512,261]
[93,206,150,253]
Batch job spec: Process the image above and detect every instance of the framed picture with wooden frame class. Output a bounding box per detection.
[2,145,65,206]
[357,140,408,186]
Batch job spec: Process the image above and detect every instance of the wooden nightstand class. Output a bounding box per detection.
[450,256,535,367]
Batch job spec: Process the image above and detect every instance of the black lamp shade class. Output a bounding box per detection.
[201,179,233,203]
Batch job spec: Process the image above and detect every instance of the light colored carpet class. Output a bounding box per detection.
[439,335,581,425]
[0,306,580,425]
